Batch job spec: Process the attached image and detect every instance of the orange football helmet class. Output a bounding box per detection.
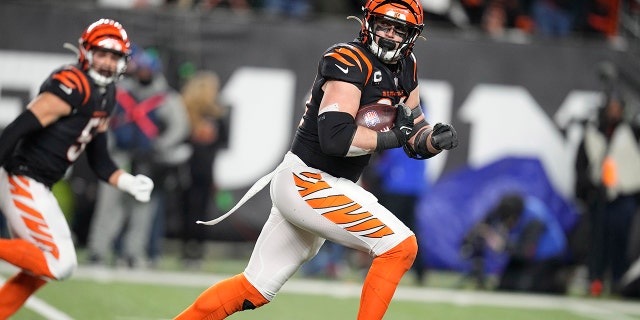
[360,0,424,63]
[78,19,131,86]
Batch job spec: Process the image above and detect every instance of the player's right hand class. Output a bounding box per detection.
[117,173,154,202]
[392,103,414,143]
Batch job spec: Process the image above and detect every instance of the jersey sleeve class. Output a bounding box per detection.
[40,65,91,110]
[319,43,374,90]
[401,53,419,94]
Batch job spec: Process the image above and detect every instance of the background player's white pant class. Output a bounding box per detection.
[244,152,414,300]
[0,168,77,280]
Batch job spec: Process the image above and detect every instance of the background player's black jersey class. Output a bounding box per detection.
[291,41,419,182]
[5,64,116,187]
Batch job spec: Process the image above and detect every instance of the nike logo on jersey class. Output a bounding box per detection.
[335,64,349,74]
[59,84,73,95]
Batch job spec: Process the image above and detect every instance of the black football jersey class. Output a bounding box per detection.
[5,64,116,187]
[291,41,419,182]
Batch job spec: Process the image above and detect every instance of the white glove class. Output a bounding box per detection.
[117,173,154,202]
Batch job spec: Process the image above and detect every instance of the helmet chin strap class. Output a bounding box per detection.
[369,38,404,63]
[88,69,114,86]
[378,38,396,50]
[83,49,127,86]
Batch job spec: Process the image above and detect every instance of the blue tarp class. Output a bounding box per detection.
[415,157,579,273]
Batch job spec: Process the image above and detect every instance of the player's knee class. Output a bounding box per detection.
[50,258,77,280]
[384,235,418,270]
[240,273,271,309]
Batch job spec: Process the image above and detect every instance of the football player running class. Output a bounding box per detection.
[0,19,153,317]
[175,1,458,319]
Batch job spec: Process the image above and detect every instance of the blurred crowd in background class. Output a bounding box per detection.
[94,0,639,44]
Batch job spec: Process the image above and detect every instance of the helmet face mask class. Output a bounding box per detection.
[78,19,131,86]
[360,0,424,63]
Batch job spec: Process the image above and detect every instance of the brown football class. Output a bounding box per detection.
[355,103,396,132]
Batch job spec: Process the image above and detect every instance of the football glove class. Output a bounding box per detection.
[117,173,154,202]
[392,102,414,144]
[431,123,459,150]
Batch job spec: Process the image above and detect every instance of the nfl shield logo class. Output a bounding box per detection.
[363,110,381,128]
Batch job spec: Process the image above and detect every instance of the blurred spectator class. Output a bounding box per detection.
[531,0,575,37]
[462,193,570,293]
[86,47,191,268]
[300,242,348,279]
[373,141,430,285]
[582,0,621,39]
[575,90,640,296]
[481,0,534,38]
[172,0,253,12]
[97,0,165,9]
[179,70,229,268]
[68,154,99,248]
[263,0,312,20]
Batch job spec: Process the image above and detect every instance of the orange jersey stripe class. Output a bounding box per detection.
[326,45,374,85]
[53,67,91,106]
[53,71,77,90]
[338,46,364,72]
[69,66,91,105]
[325,52,355,67]
[348,45,373,84]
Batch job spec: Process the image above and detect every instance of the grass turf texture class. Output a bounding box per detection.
[4,273,629,320]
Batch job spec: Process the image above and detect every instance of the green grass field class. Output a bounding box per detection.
[3,248,640,320]
[0,255,640,320]
[9,280,606,320]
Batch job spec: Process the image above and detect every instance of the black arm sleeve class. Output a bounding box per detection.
[317,111,357,156]
[86,132,119,182]
[0,110,43,167]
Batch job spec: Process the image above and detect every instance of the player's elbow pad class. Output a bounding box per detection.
[317,111,357,156]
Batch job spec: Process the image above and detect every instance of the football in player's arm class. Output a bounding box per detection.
[0,19,153,318]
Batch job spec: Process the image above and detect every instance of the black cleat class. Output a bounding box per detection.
[241,299,256,310]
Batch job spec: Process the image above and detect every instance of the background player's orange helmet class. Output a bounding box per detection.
[360,0,424,63]
[78,18,131,86]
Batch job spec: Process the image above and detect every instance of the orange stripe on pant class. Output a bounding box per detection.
[9,176,60,259]
[295,171,394,238]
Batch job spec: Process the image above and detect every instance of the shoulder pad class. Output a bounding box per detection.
[45,65,92,107]
[321,44,373,86]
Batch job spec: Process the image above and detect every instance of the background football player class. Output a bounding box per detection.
[0,19,154,317]
[176,1,458,319]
